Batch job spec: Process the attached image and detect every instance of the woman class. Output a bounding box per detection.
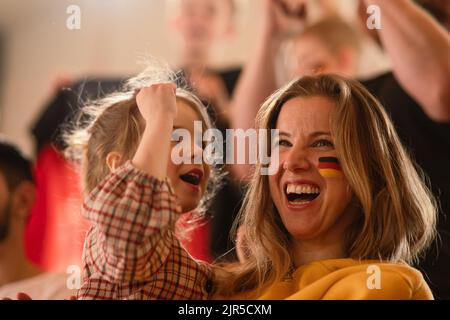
[222,74,437,299]
[76,73,437,300]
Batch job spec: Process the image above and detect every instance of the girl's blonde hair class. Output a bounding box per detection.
[65,62,220,214]
[215,74,437,297]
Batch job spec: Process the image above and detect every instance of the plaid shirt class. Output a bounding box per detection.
[77,161,214,299]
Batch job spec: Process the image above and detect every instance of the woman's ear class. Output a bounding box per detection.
[106,152,122,172]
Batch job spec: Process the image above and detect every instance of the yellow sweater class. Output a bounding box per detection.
[249,259,432,300]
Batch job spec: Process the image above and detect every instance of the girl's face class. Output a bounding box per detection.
[168,99,210,213]
[268,96,355,243]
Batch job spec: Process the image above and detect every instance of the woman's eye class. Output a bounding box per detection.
[275,139,292,148]
[312,139,334,148]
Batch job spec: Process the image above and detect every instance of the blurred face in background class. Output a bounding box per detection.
[172,0,234,57]
[284,35,358,79]
[0,169,35,248]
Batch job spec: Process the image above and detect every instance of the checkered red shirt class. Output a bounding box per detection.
[77,161,214,299]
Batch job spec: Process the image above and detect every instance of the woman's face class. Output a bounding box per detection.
[167,99,210,213]
[268,96,355,242]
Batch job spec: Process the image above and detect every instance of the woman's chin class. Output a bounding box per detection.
[283,215,323,240]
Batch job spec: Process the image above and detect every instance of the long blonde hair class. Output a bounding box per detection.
[214,74,437,297]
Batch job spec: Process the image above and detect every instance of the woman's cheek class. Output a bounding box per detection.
[328,176,353,212]
[317,157,344,179]
[268,174,282,206]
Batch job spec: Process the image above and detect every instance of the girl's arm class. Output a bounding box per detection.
[132,83,177,179]
[81,161,182,285]
[80,161,212,299]
[78,84,212,299]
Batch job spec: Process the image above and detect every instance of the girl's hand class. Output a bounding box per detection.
[16,292,32,300]
[136,83,178,124]
[2,292,33,300]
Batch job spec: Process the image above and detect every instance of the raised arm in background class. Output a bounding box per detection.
[229,0,307,180]
[363,0,450,122]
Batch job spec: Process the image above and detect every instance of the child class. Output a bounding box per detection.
[66,64,220,299]
[72,69,436,300]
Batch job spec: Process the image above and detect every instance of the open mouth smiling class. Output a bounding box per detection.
[180,169,203,187]
[284,182,321,206]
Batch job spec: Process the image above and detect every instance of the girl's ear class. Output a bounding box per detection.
[106,152,122,172]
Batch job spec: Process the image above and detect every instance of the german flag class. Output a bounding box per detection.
[318,157,343,178]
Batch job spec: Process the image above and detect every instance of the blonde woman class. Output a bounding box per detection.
[221,74,437,299]
[75,72,436,300]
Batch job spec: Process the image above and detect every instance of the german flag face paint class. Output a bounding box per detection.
[318,157,343,178]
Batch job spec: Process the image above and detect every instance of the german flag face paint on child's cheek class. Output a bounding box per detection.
[318,157,343,178]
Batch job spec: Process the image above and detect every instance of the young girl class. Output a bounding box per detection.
[72,70,436,299]
[66,64,220,299]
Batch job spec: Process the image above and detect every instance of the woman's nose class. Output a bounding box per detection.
[283,148,311,172]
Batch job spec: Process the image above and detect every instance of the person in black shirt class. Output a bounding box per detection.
[362,72,450,299]
[357,0,450,299]
[32,78,125,153]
